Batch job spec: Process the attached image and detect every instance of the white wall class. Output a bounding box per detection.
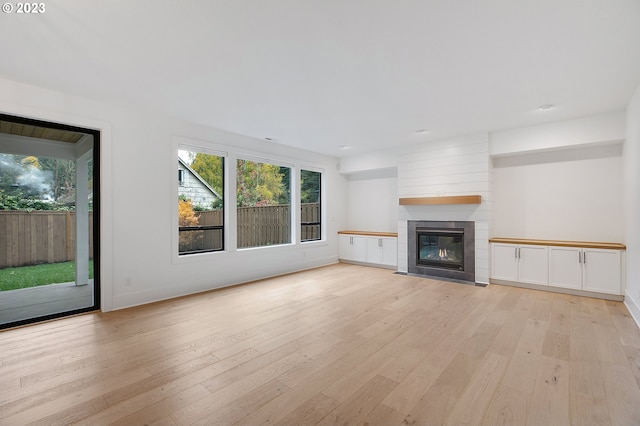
[491,111,626,244]
[397,134,492,283]
[625,84,640,325]
[491,111,625,156]
[493,144,624,241]
[346,174,397,233]
[339,148,397,175]
[0,76,347,311]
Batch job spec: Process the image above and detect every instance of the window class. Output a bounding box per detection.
[178,150,224,255]
[236,158,291,248]
[301,169,321,242]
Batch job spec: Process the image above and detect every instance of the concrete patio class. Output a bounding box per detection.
[0,280,94,326]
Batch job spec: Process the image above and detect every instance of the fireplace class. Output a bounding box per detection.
[408,220,475,283]
[417,229,464,270]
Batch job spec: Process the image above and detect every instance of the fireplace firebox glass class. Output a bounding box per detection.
[417,229,464,271]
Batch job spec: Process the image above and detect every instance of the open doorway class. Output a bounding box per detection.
[0,113,100,329]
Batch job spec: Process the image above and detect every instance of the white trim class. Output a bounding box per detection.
[624,292,640,329]
[0,106,114,312]
[491,278,625,301]
[299,167,325,243]
[172,138,229,264]
[236,153,296,171]
[171,135,327,261]
[173,136,230,157]
[111,259,339,311]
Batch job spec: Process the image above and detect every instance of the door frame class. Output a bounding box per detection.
[0,112,101,329]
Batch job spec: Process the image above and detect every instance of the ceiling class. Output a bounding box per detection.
[1,1,639,158]
[0,120,85,144]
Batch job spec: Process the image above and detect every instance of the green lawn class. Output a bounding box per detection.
[0,260,94,291]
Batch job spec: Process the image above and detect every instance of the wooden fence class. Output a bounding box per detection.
[236,203,320,247]
[180,203,320,253]
[237,204,291,248]
[0,211,94,269]
[2,203,319,266]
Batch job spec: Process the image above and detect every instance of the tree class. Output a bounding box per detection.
[236,160,287,207]
[187,154,290,207]
[38,157,76,202]
[21,156,41,169]
[0,153,53,199]
[276,166,291,205]
[190,153,224,197]
[178,197,201,251]
[0,153,24,196]
[300,170,320,203]
[178,197,199,227]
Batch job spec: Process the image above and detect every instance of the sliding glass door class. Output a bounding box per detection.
[0,113,100,329]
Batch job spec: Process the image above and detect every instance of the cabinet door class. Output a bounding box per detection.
[548,247,582,290]
[491,243,518,281]
[365,237,382,264]
[339,235,367,262]
[518,245,548,285]
[364,237,397,266]
[338,235,355,261]
[380,237,398,266]
[583,249,621,295]
[351,236,367,262]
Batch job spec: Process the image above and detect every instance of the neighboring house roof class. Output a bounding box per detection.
[178,157,221,200]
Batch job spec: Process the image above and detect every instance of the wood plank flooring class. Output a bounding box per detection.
[1,263,640,425]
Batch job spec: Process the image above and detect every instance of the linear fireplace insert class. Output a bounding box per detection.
[417,229,464,270]
[408,220,475,283]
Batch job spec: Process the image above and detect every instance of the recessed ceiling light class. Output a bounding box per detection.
[264,137,273,141]
[537,104,555,111]
[415,129,429,134]
[338,145,350,149]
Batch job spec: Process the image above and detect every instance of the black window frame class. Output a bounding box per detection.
[178,150,225,256]
[300,169,322,243]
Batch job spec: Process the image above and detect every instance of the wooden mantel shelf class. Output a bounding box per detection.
[399,195,482,206]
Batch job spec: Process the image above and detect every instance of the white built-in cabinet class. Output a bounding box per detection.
[549,247,621,295]
[491,243,548,285]
[365,237,397,266]
[338,232,397,268]
[490,238,625,298]
[338,235,367,263]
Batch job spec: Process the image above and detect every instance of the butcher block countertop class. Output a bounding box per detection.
[489,237,626,250]
[338,230,398,238]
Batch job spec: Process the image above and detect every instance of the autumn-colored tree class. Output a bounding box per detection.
[178,198,201,250]
[178,198,199,226]
[21,156,41,169]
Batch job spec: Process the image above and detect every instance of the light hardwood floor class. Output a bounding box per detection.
[1,263,640,425]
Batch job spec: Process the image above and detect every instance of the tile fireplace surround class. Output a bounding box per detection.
[407,220,476,283]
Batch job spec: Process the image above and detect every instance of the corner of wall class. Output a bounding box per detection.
[624,83,640,326]
[625,292,640,329]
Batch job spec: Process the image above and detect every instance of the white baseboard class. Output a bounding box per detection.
[624,291,640,329]
[490,279,624,301]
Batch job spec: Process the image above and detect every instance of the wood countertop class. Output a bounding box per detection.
[489,237,626,250]
[338,230,398,238]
